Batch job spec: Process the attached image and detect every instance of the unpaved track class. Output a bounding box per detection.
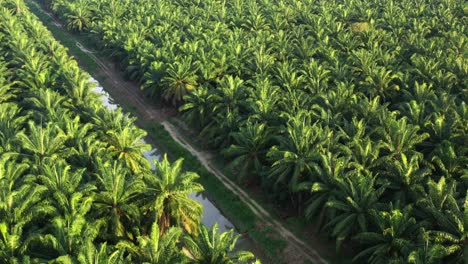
[31,2,328,263]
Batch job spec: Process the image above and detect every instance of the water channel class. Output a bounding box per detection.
[89,77,267,262]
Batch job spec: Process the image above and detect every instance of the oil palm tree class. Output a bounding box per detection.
[116,223,186,264]
[297,152,348,227]
[179,85,213,130]
[106,126,151,174]
[183,223,256,264]
[63,0,92,32]
[0,103,27,153]
[0,61,16,104]
[93,160,144,239]
[377,117,429,158]
[38,159,95,218]
[353,207,421,264]
[325,172,387,249]
[247,77,281,126]
[267,111,332,192]
[222,121,271,184]
[428,191,468,263]
[77,241,126,264]
[382,153,432,206]
[39,213,104,262]
[0,157,53,261]
[210,75,249,117]
[161,57,199,105]
[417,176,459,225]
[16,121,68,167]
[144,155,203,235]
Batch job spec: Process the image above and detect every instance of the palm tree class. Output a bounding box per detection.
[325,172,387,249]
[431,140,467,179]
[40,214,104,262]
[77,241,126,264]
[0,157,53,261]
[143,155,203,235]
[353,207,421,264]
[382,153,432,206]
[63,0,92,32]
[360,66,401,101]
[183,223,256,264]
[179,85,213,130]
[247,77,281,126]
[377,116,429,158]
[106,126,151,174]
[25,88,68,123]
[222,121,271,184]
[38,159,95,218]
[428,191,468,263]
[93,160,144,239]
[0,222,32,263]
[161,57,199,105]
[117,223,186,264]
[0,60,16,104]
[210,75,249,117]
[0,103,27,153]
[16,121,68,168]
[417,176,459,224]
[407,231,449,264]
[267,110,332,192]
[297,152,347,227]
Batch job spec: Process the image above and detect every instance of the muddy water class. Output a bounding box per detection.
[90,77,267,262]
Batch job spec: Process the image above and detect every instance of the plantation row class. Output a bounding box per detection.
[0,2,259,263]
[38,0,467,262]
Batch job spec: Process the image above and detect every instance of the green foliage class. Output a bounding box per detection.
[21,0,468,262]
[183,223,257,264]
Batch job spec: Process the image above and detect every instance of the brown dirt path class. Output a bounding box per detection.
[31,2,329,263]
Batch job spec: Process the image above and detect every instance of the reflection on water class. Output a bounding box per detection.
[89,77,118,110]
[90,78,267,262]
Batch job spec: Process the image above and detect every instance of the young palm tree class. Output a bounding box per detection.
[143,155,203,235]
[183,223,256,264]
